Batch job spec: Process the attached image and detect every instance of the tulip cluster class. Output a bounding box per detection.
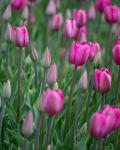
[89,105,120,139]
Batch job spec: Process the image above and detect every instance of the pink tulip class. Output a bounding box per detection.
[96,0,111,13]
[63,19,78,39]
[112,41,120,65]
[50,13,63,32]
[21,111,33,136]
[42,89,64,115]
[88,42,100,60]
[11,0,25,10]
[89,112,111,139]
[46,63,58,85]
[68,42,90,66]
[88,2,96,20]
[79,26,87,42]
[12,26,29,47]
[93,68,112,93]
[104,5,119,24]
[73,9,87,27]
[46,0,56,16]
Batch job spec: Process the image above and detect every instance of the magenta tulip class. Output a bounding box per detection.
[42,89,64,115]
[12,26,29,48]
[88,42,100,60]
[89,112,111,139]
[50,13,63,32]
[63,19,78,39]
[11,0,25,10]
[68,42,90,66]
[104,5,119,24]
[73,9,87,27]
[96,0,111,13]
[112,41,120,65]
[93,68,112,93]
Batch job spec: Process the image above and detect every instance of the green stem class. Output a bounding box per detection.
[101,94,105,108]
[22,138,27,150]
[92,139,97,150]
[16,48,23,123]
[45,117,53,150]
[6,43,10,80]
[105,24,112,66]
[0,100,5,139]
[34,62,38,88]
[71,91,82,150]
[65,66,77,136]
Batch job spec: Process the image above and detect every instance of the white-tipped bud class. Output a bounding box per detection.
[25,55,33,65]
[22,6,29,21]
[5,23,12,42]
[53,82,58,89]
[30,45,39,62]
[79,70,88,90]
[21,111,33,137]
[1,80,11,99]
[3,5,12,21]
[94,51,102,67]
[36,93,45,112]
[41,47,51,68]
[66,8,71,19]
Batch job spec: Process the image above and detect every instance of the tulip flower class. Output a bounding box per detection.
[96,0,111,13]
[79,26,87,42]
[46,63,58,85]
[50,13,63,32]
[46,0,56,16]
[21,111,33,136]
[89,112,112,139]
[63,19,78,39]
[88,2,96,20]
[93,68,112,93]
[68,42,90,66]
[112,41,120,65]
[12,25,29,48]
[3,5,12,21]
[104,5,119,24]
[11,0,25,10]
[42,89,64,115]
[41,47,51,68]
[73,9,87,27]
[88,42,100,60]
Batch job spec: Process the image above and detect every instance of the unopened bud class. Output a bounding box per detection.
[79,70,88,91]
[66,8,71,19]
[36,93,45,112]
[3,5,12,21]
[25,55,33,65]
[21,111,33,137]
[30,45,39,62]
[41,47,51,68]
[46,63,58,85]
[5,23,12,42]
[1,80,11,99]
[22,6,29,21]
[94,51,102,67]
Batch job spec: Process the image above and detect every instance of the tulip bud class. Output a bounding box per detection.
[36,93,45,112]
[68,42,90,66]
[46,63,58,85]
[30,45,38,62]
[112,41,120,65]
[94,51,102,67]
[29,13,36,25]
[42,88,64,115]
[22,6,29,21]
[93,68,112,93]
[66,8,71,19]
[59,48,66,58]
[73,9,87,27]
[25,55,33,65]
[79,70,88,90]
[53,82,59,89]
[3,5,12,21]
[89,112,111,139]
[46,0,56,16]
[79,26,87,42]
[88,2,96,20]
[21,111,33,136]
[1,80,11,99]
[41,47,51,68]
[50,13,63,32]
[12,25,29,48]
[11,0,25,10]
[5,23,12,42]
